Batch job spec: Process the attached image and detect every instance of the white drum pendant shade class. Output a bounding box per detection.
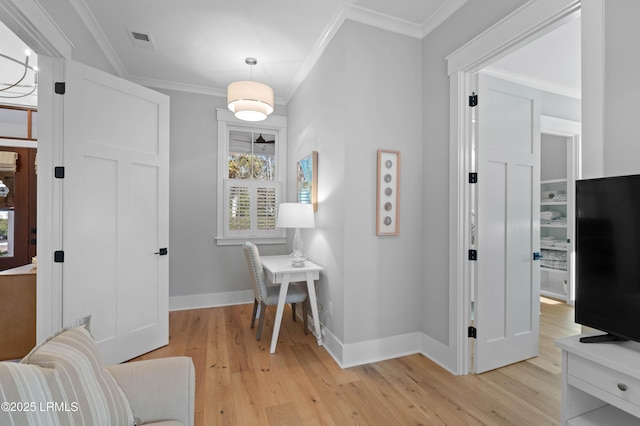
[227,80,274,122]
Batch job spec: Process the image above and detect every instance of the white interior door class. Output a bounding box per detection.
[62,60,170,364]
[474,73,541,373]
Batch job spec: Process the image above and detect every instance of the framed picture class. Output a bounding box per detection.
[297,151,318,211]
[376,149,400,235]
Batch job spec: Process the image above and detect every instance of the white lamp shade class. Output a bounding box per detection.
[277,203,315,228]
[227,80,274,122]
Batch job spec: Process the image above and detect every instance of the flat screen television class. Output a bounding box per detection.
[575,174,640,343]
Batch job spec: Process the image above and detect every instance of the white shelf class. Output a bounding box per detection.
[541,266,567,274]
[542,223,567,228]
[567,405,640,426]
[540,173,572,304]
[541,178,568,184]
[542,246,567,252]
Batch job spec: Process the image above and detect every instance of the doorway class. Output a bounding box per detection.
[447,0,583,375]
[471,17,581,373]
[0,146,37,271]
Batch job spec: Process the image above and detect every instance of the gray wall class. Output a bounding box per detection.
[287,21,423,347]
[421,0,528,346]
[541,134,568,181]
[158,88,288,298]
[601,0,640,177]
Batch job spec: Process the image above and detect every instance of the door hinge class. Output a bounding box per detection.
[469,172,478,184]
[54,166,65,179]
[55,82,66,95]
[468,326,477,339]
[468,249,477,261]
[54,250,65,263]
[469,92,478,107]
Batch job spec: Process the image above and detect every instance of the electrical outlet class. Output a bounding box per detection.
[328,302,333,317]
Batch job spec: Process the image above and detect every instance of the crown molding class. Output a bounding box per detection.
[0,0,73,58]
[344,3,423,39]
[67,0,128,77]
[482,67,581,100]
[422,0,469,36]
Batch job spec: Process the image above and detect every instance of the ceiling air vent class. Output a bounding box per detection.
[127,30,156,49]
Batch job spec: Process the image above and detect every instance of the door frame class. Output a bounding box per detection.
[446,0,583,374]
[0,0,71,341]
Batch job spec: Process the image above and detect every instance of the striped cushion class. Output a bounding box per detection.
[0,319,135,426]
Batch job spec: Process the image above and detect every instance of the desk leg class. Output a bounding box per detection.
[305,272,323,346]
[270,274,290,353]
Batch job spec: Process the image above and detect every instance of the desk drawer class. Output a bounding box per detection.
[568,353,640,408]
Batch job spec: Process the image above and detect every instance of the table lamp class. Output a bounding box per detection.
[276,203,315,267]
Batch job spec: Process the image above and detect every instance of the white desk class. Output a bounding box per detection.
[260,255,323,353]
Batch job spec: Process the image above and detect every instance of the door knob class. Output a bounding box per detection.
[155,248,168,255]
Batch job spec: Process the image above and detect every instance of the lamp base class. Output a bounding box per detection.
[289,252,306,267]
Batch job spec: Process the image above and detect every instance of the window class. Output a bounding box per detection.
[216,109,287,245]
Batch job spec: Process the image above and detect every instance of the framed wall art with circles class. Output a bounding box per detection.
[376,149,400,235]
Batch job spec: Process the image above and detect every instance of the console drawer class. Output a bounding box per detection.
[568,353,640,408]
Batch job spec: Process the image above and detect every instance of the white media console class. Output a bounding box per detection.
[556,335,640,425]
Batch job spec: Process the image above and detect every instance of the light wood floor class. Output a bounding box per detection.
[131,297,580,425]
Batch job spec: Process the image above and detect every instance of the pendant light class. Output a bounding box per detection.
[227,57,274,122]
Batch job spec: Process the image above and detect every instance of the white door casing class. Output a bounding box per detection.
[473,73,541,373]
[62,60,170,365]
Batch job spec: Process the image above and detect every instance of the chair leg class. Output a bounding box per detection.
[302,300,308,335]
[256,302,266,341]
[292,303,296,322]
[251,299,258,329]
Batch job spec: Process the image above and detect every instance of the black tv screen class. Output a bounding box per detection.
[575,174,640,343]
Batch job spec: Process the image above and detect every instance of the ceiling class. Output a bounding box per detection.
[67,0,470,102]
[1,0,581,107]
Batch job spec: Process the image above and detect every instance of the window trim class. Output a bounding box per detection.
[215,108,287,245]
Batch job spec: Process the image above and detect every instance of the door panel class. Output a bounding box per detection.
[62,60,169,364]
[474,73,540,373]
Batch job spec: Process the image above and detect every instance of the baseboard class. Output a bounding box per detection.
[306,314,457,373]
[419,333,458,375]
[169,290,253,311]
[341,332,423,368]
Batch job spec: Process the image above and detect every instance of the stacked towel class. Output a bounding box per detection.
[541,210,562,220]
[541,190,567,202]
[0,151,18,173]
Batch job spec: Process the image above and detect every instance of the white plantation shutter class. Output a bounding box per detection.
[227,183,250,231]
[256,184,278,231]
[224,179,281,238]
